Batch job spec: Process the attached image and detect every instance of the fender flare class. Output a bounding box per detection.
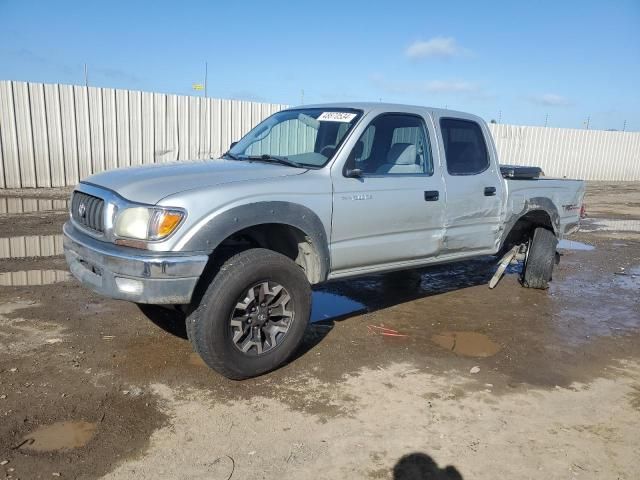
[499,196,560,250]
[181,201,331,282]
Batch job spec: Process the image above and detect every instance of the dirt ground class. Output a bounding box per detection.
[0,182,638,480]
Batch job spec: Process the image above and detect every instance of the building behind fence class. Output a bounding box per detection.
[0,80,639,188]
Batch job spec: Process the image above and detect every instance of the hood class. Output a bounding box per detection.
[82,158,305,205]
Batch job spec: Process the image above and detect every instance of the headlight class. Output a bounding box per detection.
[114,207,185,241]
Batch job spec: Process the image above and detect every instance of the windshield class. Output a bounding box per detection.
[227,108,363,168]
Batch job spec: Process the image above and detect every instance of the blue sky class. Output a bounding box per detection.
[1,0,639,130]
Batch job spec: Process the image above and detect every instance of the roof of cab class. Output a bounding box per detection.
[285,102,485,124]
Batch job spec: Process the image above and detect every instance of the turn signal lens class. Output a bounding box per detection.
[149,209,184,240]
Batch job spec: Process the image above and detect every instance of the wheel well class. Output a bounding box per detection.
[212,223,323,284]
[502,210,555,251]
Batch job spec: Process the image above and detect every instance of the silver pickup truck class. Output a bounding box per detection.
[63,103,585,379]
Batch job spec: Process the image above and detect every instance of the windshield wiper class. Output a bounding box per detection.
[222,151,240,160]
[245,154,304,168]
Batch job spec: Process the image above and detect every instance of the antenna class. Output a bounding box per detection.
[84,64,88,87]
[204,62,208,98]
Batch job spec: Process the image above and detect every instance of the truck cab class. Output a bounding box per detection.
[328,105,506,275]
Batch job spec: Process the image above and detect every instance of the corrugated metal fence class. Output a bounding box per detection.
[488,124,640,181]
[1,80,639,186]
[0,80,285,188]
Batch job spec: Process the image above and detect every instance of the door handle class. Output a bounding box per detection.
[484,187,496,196]
[424,190,439,201]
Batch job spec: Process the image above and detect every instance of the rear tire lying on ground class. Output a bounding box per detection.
[186,248,311,380]
[521,227,558,289]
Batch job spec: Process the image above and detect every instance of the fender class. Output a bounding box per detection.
[499,196,560,250]
[181,201,331,281]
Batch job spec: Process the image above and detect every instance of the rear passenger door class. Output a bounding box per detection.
[438,117,504,254]
[330,113,446,273]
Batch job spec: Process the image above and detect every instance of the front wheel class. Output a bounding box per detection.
[186,248,311,380]
[521,227,558,289]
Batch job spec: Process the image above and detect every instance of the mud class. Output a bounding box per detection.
[0,182,639,479]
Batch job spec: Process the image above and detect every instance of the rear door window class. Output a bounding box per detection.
[440,119,489,175]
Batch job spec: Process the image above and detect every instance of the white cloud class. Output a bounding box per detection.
[405,37,468,59]
[530,93,571,107]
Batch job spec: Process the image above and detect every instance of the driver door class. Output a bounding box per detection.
[329,112,446,274]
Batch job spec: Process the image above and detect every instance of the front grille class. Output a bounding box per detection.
[71,192,105,233]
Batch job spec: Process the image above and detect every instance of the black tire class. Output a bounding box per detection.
[521,227,558,289]
[186,248,311,380]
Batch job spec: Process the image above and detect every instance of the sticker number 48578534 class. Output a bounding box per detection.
[317,112,357,122]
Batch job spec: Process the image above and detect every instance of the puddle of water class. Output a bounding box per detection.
[0,234,64,259]
[558,239,595,251]
[19,421,97,452]
[431,331,501,358]
[0,269,70,286]
[581,218,640,233]
[0,197,68,214]
[613,266,640,290]
[311,291,366,323]
[550,261,640,344]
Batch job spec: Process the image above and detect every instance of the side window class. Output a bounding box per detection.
[440,119,489,175]
[348,114,433,175]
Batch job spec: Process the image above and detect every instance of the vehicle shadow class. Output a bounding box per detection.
[294,256,501,361]
[393,452,463,479]
[140,257,504,361]
[322,256,500,313]
[138,304,188,340]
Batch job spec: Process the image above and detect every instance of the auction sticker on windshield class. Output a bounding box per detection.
[318,112,357,122]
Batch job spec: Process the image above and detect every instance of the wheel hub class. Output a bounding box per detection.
[229,281,294,356]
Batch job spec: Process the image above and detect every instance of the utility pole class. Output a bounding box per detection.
[544,114,548,127]
[623,120,627,132]
[585,116,590,130]
[84,64,88,87]
[498,110,502,124]
[204,62,208,98]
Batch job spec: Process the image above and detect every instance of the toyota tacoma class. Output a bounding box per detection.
[63,103,585,379]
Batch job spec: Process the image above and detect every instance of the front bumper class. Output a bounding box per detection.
[63,222,208,304]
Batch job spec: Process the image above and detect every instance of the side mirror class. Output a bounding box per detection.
[344,141,365,178]
[229,141,238,149]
